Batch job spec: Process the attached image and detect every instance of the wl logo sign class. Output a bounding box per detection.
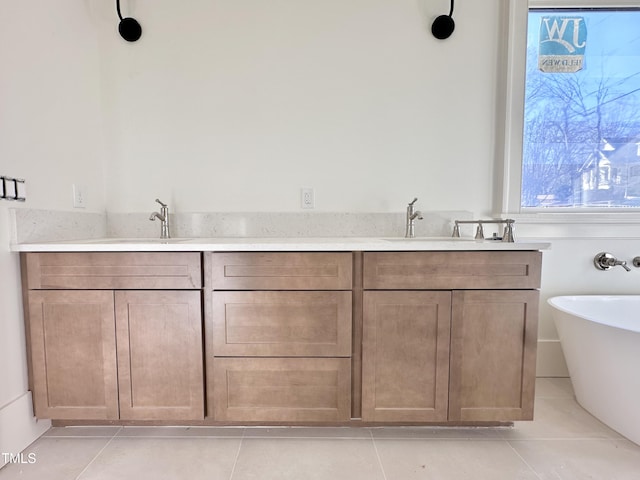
[538,16,587,73]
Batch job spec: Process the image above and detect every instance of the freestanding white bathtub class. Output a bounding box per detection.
[548,295,640,446]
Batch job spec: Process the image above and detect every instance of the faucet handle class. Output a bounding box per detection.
[408,197,418,206]
[594,252,631,272]
[155,198,167,208]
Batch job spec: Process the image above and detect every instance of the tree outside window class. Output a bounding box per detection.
[522,9,640,208]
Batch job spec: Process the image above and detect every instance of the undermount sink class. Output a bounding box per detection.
[80,238,193,244]
[383,237,476,242]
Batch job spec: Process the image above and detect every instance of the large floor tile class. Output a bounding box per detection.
[44,426,122,437]
[501,397,622,440]
[374,439,539,480]
[77,437,241,480]
[535,378,574,398]
[117,426,245,437]
[510,438,640,479]
[244,427,371,438]
[232,438,385,480]
[0,437,111,480]
[370,426,503,440]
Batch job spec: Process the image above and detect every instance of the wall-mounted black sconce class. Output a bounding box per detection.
[117,0,142,42]
[432,0,455,40]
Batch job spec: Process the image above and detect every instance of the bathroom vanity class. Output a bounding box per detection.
[17,237,545,427]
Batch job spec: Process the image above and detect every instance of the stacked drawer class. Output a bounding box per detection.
[208,252,353,422]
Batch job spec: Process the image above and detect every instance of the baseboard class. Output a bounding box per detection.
[536,339,569,377]
[0,392,50,469]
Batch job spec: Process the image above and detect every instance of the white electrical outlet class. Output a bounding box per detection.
[73,184,86,208]
[301,187,315,209]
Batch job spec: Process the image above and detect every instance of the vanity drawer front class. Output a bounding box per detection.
[210,252,352,290]
[212,291,352,357]
[212,357,351,422]
[24,252,202,289]
[363,251,542,290]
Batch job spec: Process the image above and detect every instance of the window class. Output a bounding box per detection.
[503,1,640,212]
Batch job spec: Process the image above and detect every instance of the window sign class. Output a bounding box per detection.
[538,16,586,73]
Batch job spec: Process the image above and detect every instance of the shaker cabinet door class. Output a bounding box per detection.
[449,290,539,422]
[27,290,118,420]
[361,291,451,422]
[115,290,204,421]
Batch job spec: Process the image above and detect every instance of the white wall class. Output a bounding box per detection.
[100,0,502,214]
[0,0,106,466]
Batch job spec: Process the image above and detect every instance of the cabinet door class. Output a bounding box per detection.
[362,291,451,422]
[449,290,539,422]
[115,291,204,420]
[27,290,118,420]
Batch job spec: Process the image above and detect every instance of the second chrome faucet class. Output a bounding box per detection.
[405,198,424,238]
[149,198,171,239]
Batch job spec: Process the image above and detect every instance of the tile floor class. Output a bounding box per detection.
[2,378,640,480]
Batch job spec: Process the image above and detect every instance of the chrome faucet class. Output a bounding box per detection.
[594,252,630,272]
[405,198,424,238]
[149,198,171,239]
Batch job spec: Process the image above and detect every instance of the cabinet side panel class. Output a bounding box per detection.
[351,251,363,419]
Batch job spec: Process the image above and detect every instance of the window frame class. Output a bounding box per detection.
[499,0,640,216]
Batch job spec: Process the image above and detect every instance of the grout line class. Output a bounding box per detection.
[369,429,389,480]
[505,441,544,480]
[227,430,245,480]
[241,435,372,440]
[73,434,118,480]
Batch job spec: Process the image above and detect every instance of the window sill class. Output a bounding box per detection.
[503,212,640,239]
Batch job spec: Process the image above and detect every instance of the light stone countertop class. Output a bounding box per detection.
[12,237,551,252]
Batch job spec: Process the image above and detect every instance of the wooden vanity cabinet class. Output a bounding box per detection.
[22,248,543,426]
[362,251,541,423]
[208,252,353,422]
[22,252,204,421]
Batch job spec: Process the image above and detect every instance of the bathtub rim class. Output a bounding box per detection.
[548,295,640,334]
